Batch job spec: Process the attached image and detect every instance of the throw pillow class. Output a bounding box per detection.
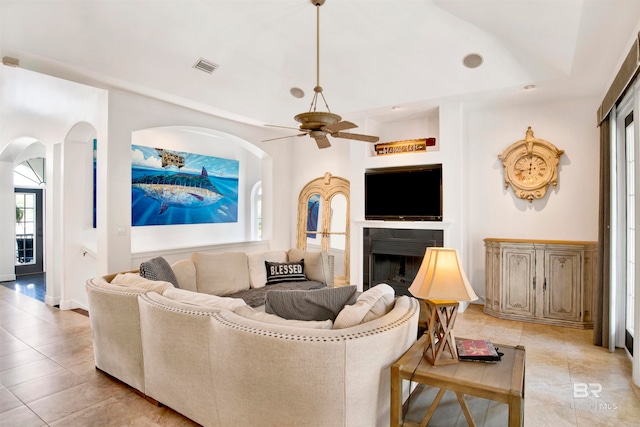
[139,256,179,288]
[265,285,357,321]
[247,251,288,288]
[234,306,333,329]
[287,249,331,285]
[333,283,395,329]
[265,260,306,285]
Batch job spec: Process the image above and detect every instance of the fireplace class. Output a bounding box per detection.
[363,228,444,296]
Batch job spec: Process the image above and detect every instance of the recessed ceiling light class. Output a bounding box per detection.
[524,84,536,90]
[392,106,401,110]
[462,53,483,69]
[290,87,305,98]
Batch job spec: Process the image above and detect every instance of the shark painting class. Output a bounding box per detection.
[131,145,239,226]
[132,167,223,215]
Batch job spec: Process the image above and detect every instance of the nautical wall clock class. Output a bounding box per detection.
[498,127,564,202]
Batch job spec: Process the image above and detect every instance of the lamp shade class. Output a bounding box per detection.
[408,247,478,302]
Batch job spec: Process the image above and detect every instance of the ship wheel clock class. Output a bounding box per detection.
[499,127,564,202]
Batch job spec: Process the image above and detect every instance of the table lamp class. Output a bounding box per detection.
[408,247,478,365]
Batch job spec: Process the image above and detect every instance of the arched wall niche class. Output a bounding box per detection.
[129,126,269,253]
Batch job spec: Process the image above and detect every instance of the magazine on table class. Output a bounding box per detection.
[455,339,504,363]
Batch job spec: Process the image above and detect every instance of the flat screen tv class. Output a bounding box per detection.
[365,165,442,221]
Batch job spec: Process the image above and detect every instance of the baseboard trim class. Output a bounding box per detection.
[0,273,17,282]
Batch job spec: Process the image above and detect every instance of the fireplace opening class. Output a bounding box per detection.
[363,228,444,296]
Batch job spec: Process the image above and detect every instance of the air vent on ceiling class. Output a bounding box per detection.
[193,58,219,74]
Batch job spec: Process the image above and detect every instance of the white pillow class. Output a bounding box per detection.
[163,288,246,310]
[111,273,175,293]
[247,251,288,289]
[170,259,197,292]
[234,305,333,329]
[333,284,395,329]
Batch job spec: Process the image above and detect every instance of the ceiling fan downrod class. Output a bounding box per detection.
[309,0,330,114]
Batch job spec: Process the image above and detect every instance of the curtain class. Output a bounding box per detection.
[594,118,611,347]
[594,32,640,347]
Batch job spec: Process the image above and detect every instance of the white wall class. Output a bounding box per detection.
[464,96,601,299]
[289,135,352,248]
[102,90,295,276]
[0,65,107,309]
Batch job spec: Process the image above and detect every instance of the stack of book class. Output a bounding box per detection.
[455,339,503,363]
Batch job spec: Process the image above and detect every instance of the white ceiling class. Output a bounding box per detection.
[2,0,640,129]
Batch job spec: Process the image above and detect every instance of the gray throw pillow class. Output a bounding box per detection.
[265,285,357,321]
[140,256,179,288]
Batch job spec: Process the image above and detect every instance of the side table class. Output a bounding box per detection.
[390,335,525,427]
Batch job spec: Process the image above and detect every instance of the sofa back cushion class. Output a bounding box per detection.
[234,305,333,329]
[111,273,175,294]
[287,249,331,285]
[333,283,396,329]
[171,259,198,292]
[247,250,288,289]
[163,288,246,310]
[192,252,250,296]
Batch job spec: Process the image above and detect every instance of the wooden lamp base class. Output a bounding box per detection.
[422,299,460,365]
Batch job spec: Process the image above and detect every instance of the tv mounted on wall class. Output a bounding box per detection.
[364,164,442,221]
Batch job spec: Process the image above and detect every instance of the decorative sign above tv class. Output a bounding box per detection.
[498,127,564,202]
[364,164,442,221]
[374,138,436,156]
[131,145,239,226]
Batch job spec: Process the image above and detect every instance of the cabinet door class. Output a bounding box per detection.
[501,248,536,317]
[544,249,581,322]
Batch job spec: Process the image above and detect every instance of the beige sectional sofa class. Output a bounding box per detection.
[86,248,419,427]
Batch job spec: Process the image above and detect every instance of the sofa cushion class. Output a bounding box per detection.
[265,285,357,321]
[192,252,250,296]
[287,249,331,284]
[112,273,175,293]
[247,251,288,289]
[139,256,179,288]
[333,284,396,329]
[170,259,197,292]
[234,305,333,329]
[163,288,246,310]
[265,260,306,285]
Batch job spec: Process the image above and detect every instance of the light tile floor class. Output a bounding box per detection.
[1,284,639,426]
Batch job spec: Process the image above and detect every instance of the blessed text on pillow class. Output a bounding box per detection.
[265,260,306,285]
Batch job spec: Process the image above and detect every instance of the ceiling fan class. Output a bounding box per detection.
[263,0,379,149]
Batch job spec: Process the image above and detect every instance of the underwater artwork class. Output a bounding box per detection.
[131,145,239,226]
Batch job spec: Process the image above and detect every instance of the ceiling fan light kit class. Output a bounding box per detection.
[263,0,379,149]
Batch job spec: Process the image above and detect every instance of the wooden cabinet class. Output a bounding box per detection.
[484,238,597,329]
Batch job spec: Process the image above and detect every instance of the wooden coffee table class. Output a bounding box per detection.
[390,335,525,427]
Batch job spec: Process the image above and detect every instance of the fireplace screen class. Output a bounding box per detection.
[363,228,444,296]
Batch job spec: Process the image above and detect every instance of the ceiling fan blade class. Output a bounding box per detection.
[322,121,357,133]
[264,124,302,131]
[262,133,307,142]
[313,134,332,149]
[332,132,379,143]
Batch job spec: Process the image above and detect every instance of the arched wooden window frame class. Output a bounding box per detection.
[296,172,350,285]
